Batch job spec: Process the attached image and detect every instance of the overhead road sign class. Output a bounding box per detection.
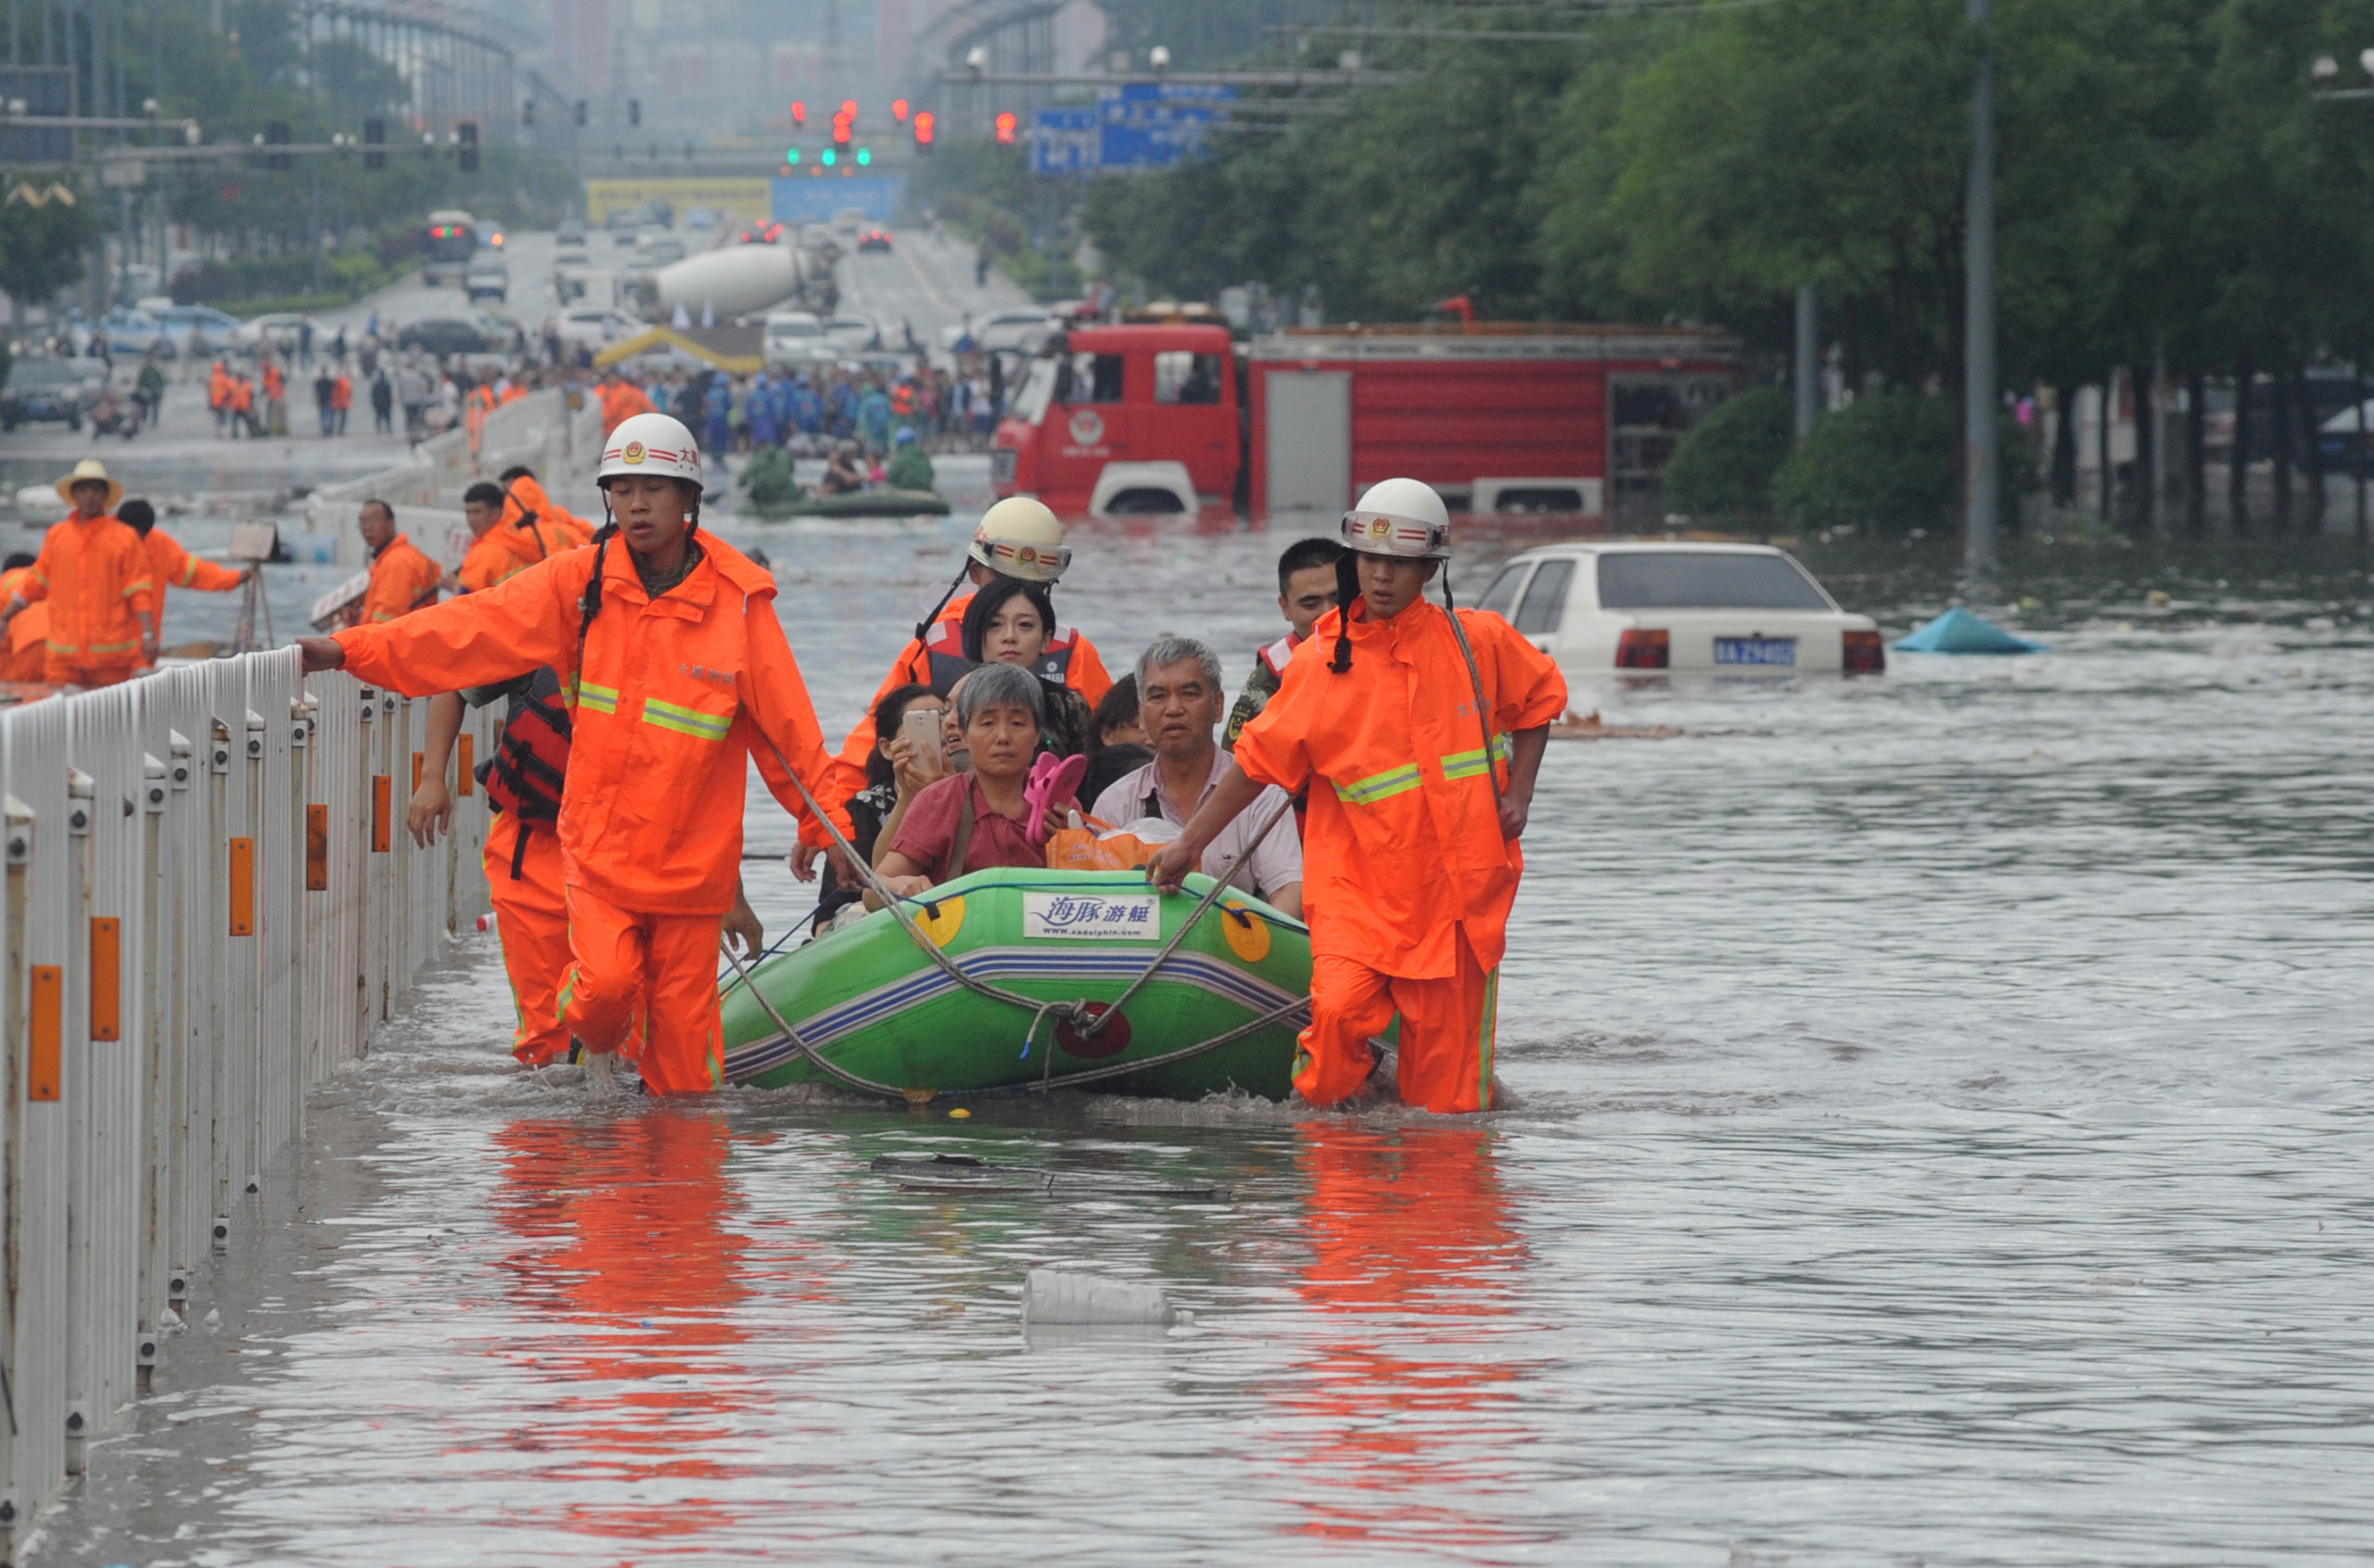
[1031,83,1235,176]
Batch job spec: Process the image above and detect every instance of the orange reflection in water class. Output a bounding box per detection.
[1281,1123,1551,1549]
[485,1108,767,1547]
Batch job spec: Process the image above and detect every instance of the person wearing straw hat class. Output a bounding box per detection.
[0,459,157,688]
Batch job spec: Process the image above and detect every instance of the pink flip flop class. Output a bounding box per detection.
[1025,751,1089,847]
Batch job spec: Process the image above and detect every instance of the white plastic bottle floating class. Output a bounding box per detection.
[1023,1268,1175,1327]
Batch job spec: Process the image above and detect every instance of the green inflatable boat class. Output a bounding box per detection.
[750,488,951,519]
[720,867,1309,1100]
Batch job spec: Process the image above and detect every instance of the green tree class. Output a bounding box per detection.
[1662,386,1793,523]
[0,184,100,326]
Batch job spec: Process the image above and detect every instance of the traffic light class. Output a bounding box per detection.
[913,110,935,148]
[840,99,858,120]
[856,146,871,166]
[832,112,852,148]
[785,146,801,166]
[821,147,837,167]
[457,120,479,172]
[892,98,909,121]
[574,99,588,127]
[994,110,1017,144]
[264,120,290,170]
[791,99,806,126]
[628,98,642,127]
[364,117,386,169]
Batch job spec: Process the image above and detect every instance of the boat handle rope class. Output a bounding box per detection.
[741,725,1316,1092]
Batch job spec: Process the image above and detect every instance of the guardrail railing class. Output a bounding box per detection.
[0,652,498,1558]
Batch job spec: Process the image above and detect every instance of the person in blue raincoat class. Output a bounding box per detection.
[705,377,733,467]
[747,371,781,448]
[858,379,893,453]
[794,376,823,436]
[827,377,858,440]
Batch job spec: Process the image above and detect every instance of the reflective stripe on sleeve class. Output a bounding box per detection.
[575,681,620,715]
[1440,733,1512,784]
[640,695,733,741]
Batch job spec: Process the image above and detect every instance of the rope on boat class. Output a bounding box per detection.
[747,727,1309,1095]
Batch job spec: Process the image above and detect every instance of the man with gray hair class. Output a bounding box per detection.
[1090,635,1303,917]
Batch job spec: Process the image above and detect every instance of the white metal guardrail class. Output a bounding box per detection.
[0,652,499,1559]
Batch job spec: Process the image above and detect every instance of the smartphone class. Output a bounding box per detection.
[900,706,947,773]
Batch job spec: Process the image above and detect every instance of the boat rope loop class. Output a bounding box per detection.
[747,727,1306,1094]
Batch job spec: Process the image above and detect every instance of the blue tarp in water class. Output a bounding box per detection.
[1894,607,2044,655]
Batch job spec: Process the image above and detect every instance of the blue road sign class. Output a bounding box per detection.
[1030,83,1235,176]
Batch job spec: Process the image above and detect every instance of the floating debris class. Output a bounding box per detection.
[1895,607,2044,654]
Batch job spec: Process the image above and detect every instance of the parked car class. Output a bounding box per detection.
[1,357,97,429]
[233,312,310,356]
[151,303,245,355]
[822,315,883,351]
[1475,542,1884,675]
[551,306,636,351]
[464,255,510,304]
[395,317,491,357]
[856,227,893,253]
[763,310,825,363]
[555,218,587,247]
[940,309,1054,355]
[95,307,172,358]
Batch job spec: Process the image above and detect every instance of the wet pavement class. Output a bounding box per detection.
[12,243,2374,1562]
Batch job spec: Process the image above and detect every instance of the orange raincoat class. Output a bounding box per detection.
[831,588,1115,799]
[335,536,857,1093]
[142,527,245,625]
[1232,597,1565,1114]
[16,514,156,686]
[0,567,46,683]
[597,379,655,434]
[500,474,595,555]
[357,533,444,624]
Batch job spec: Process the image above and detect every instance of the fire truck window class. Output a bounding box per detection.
[1155,351,1224,404]
[1058,351,1125,403]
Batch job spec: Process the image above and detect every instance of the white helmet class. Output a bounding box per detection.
[598,413,702,490]
[968,495,1071,582]
[1339,477,1451,559]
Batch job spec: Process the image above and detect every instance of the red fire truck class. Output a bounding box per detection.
[990,320,1740,520]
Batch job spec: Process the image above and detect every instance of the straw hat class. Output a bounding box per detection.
[54,458,124,512]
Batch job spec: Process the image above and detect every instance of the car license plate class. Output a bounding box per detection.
[1715,636,1796,667]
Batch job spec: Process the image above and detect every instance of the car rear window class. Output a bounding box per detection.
[1595,551,1830,611]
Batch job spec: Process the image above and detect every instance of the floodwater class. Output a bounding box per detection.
[25,502,2374,1565]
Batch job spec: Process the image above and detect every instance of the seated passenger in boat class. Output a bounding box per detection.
[871,665,1080,903]
[1091,635,1303,918]
[960,575,1095,757]
[1079,673,1152,807]
[821,440,866,495]
[810,682,949,934]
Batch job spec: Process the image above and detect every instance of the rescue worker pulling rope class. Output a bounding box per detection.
[1144,478,1568,1114]
[298,414,858,1095]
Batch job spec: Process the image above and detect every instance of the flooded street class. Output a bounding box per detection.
[24,512,2374,1565]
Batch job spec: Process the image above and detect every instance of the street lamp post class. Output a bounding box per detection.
[1962,0,1999,593]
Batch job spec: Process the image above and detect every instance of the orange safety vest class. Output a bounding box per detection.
[1232,598,1567,977]
[263,363,285,401]
[832,587,1115,795]
[143,528,244,621]
[358,534,444,623]
[335,536,858,914]
[18,514,155,667]
[331,376,353,411]
[230,377,254,413]
[208,364,230,410]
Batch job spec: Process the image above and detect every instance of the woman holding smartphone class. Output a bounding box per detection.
[809,682,949,935]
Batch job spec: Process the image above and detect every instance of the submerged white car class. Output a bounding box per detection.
[1476,541,1884,674]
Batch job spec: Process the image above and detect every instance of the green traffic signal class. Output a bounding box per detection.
[856,147,872,166]
[786,147,801,164]
[822,147,837,166]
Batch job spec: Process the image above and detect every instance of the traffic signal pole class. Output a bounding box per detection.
[1962,0,1999,593]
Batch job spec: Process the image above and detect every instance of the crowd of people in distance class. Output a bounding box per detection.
[618,360,999,468]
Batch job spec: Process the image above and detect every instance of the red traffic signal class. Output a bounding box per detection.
[892,98,910,122]
[832,113,852,147]
[994,110,1017,144]
[791,99,806,125]
[839,99,858,120]
[913,109,936,147]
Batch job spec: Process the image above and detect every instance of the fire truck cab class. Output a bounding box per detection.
[991,325,1240,515]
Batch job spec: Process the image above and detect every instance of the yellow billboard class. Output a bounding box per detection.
[583,177,773,225]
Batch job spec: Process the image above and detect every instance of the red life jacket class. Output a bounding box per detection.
[923,615,1086,692]
[1257,631,1300,682]
[481,668,571,851]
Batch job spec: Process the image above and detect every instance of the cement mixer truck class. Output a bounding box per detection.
[630,231,841,324]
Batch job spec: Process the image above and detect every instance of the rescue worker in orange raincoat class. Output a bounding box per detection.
[826,496,1113,816]
[352,499,444,624]
[596,370,655,435]
[299,414,858,1095]
[0,460,159,688]
[497,465,595,554]
[0,552,45,683]
[1146,478,1566,1115]
[120,498,252,631]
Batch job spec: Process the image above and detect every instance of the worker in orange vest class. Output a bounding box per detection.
[464,379,497,450]
[0,460,159,688]
[229,372,258,438]
[352,500,444,624]
[262,357,287,436]
[595,369,655,435]
[298,414,857,1095]
[497,466,595,553]
[119,499,251,638]
[0,552,45,683]
[330,368,353,435]
[827,496,1111,820]
[1146,478,1567,1115]
[208,360,231,438]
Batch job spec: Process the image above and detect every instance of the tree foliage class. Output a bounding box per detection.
[0,185,101,316]
[1663,386,1793,523]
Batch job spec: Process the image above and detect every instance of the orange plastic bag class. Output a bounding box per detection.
[1046,816,1168,872]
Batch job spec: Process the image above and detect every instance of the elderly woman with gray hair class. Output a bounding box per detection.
[870,664,1082,902]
